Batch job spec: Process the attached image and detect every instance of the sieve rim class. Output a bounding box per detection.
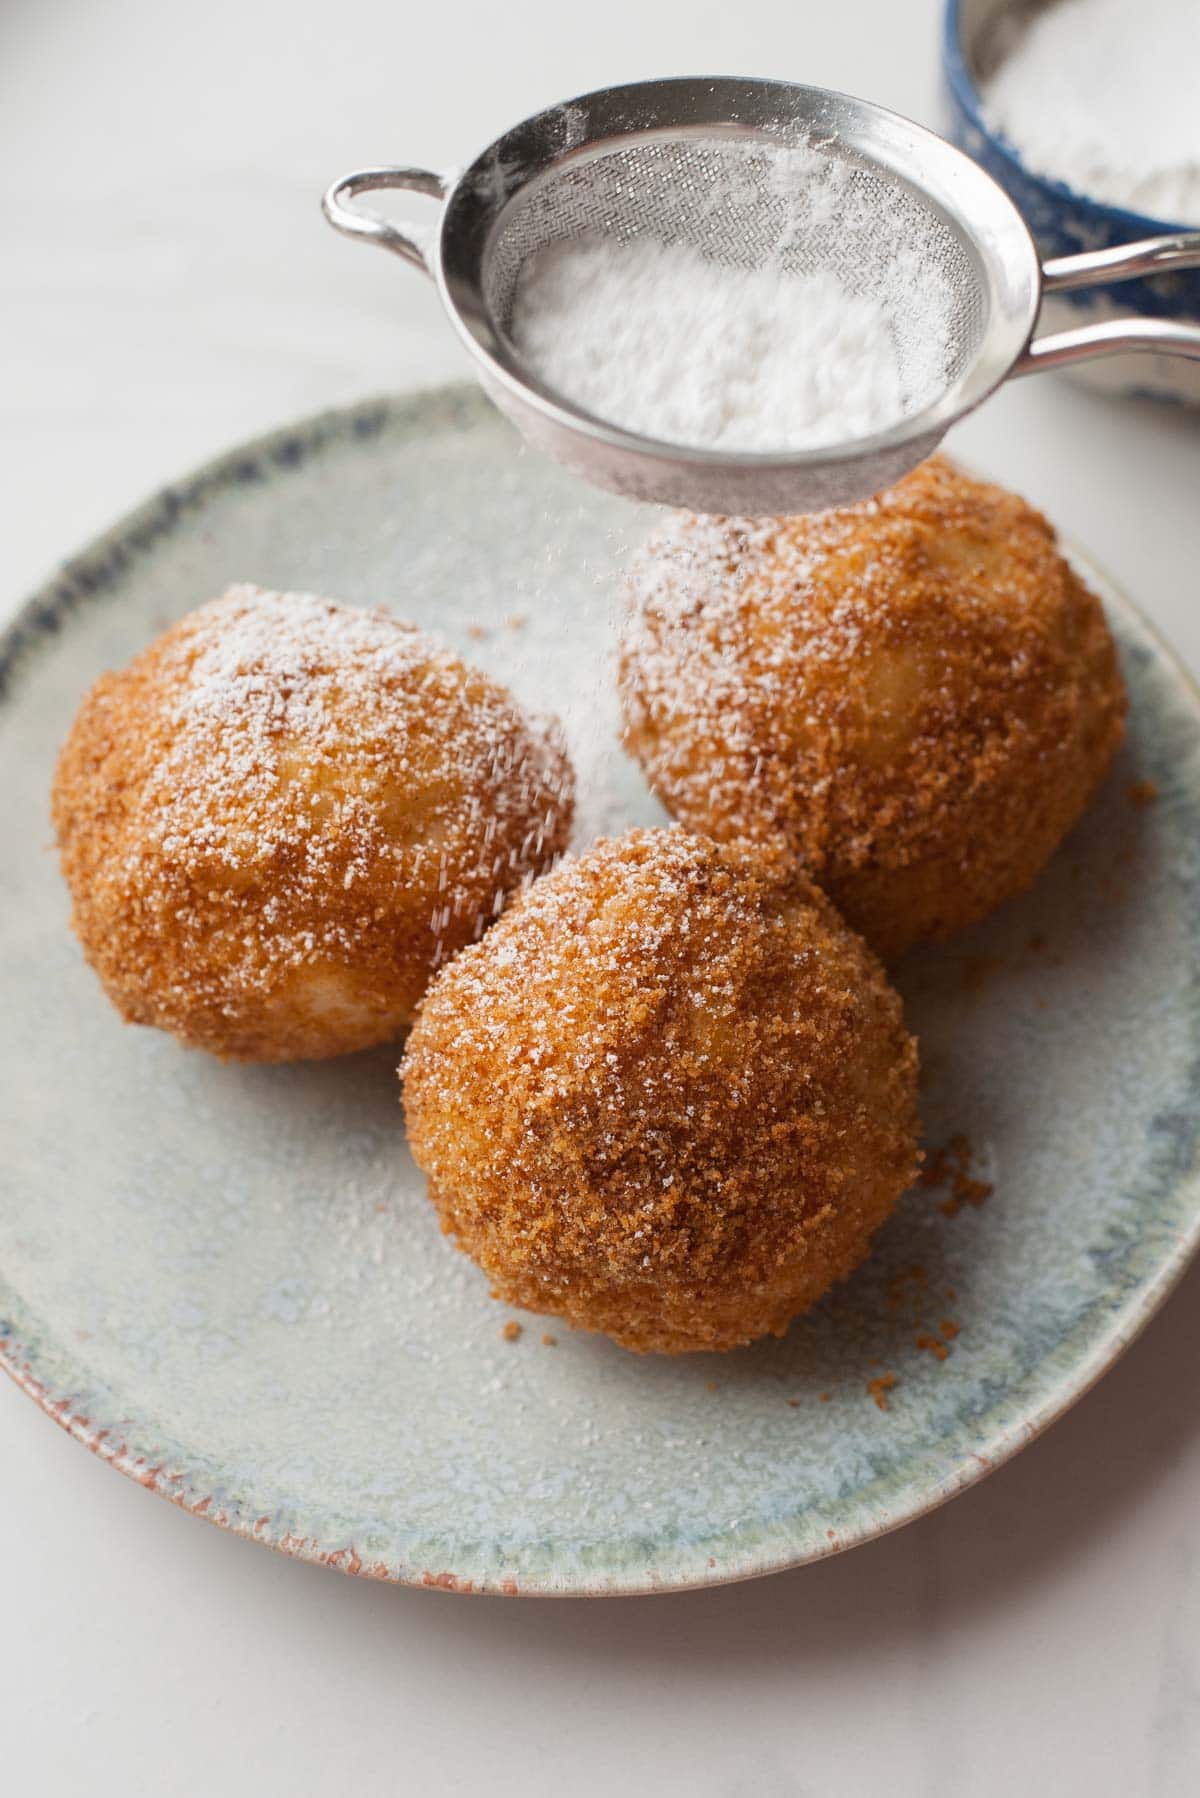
[432,77,1043,479]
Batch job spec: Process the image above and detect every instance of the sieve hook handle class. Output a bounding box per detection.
[321,167,447,274]
[1015,232,1200,375]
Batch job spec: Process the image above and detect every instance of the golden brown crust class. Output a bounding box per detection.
[619,457,1128,960]
[52,585,574,1060]
[402,828,920,1353]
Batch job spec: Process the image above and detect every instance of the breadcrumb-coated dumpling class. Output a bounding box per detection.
[52,585,573,1061]
[619,457,1127,961]
[402,827,920,1354]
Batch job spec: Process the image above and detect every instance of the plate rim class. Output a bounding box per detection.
[4,382,1200,1598]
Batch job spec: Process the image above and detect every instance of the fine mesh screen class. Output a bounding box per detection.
[483,136,987,413]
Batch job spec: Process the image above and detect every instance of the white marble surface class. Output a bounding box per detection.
[3,1,1200,1791]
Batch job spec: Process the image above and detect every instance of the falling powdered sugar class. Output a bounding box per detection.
[509,141,959,453]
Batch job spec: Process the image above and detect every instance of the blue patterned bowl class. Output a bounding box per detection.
[943,0,1200,405]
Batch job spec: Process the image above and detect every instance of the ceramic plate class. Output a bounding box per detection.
[3,387,1200,1596]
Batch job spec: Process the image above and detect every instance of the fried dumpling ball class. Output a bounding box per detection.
[402,827,920,1354]
[52,585,574,1061]
[619,457,1127,961]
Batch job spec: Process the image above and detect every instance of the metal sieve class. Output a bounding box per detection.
[323,77,1200,514]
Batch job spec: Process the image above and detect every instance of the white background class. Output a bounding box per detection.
[4,1,1200,1791]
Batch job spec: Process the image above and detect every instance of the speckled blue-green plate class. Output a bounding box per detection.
[3,386,1199,1596]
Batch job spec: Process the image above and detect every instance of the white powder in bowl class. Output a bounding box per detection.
[508,145,958,455]
[982,0,1200,224]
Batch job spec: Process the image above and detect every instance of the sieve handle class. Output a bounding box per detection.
[1015,232,1200,375]
[321,167,447,274]
[1039,234,1200,293]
